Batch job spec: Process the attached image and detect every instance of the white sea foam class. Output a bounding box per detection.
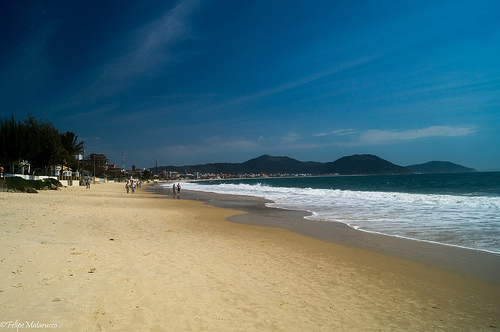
[173,181,500,254]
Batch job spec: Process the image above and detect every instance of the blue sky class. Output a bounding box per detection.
[1,0,499,171]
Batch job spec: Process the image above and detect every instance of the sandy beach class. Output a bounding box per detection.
[1,182,499,331]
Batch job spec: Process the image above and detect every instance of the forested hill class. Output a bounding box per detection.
[406,161,478,174]
[152,154,415,175]
[323,154,413,175]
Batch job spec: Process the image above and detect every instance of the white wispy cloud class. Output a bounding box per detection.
[358,126,476,144]
[249,55,379,101]
[107,0,199,79]
[313,125,476,147]
[315,129,358,137]
[145,125,477,164]
[61,0,200,109]
[203,135,263,150]
[184,55,380,118]
[282,132,302,143]
[3,15,57,94]
[63,106,117,121]
[146,135,266,164]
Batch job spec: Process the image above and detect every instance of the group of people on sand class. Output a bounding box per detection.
[125,179,141,194]
[172,183,181,198]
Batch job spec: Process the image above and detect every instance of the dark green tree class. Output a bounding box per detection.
[24,116,63,175]
[0,114,86,175]
[0,114,30,173]
[141,169,152,180]
[82,153,109,177]
[60,131,85,171]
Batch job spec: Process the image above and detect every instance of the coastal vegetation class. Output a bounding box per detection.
[5,176,61,192]
[0,114,84,175]
[80,153,110,178]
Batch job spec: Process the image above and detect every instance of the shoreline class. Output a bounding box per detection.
[2,182,500,330]
[152,185,500,284]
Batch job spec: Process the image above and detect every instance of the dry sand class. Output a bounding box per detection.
[1,182,499,331]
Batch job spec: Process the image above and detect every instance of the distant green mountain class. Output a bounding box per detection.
[323,154,413,175]
[151,155,479,176]
[239,155,324,174]
[406,161,477,174]
[152,154,414,175]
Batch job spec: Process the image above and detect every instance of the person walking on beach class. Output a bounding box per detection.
[172,183,176,196]
[131,180,136,193]
[125,181,130,194]
[177,183,181,198]
[86,178,91,189]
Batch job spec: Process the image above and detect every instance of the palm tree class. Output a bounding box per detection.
[60,131,85,171]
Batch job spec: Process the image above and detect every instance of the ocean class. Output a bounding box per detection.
[173,172,500,255]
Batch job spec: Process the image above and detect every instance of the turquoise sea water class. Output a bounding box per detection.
[176,172,500,254]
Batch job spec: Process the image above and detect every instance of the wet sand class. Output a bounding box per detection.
[171,187,500,284]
